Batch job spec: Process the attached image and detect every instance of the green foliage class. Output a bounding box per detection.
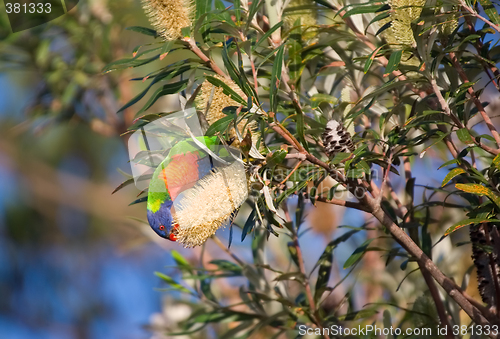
[107,0,500,335]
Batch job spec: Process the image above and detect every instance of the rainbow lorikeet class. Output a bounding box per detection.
[146,136,219,241]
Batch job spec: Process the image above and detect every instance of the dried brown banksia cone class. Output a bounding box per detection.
[197,75,259,147]
[322,120,355,158]
[142,0,193,40]
[470,223,500,311]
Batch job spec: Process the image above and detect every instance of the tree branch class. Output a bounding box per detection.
[361,193,498,332]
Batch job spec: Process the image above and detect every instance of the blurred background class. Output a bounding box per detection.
[0,0,496,338]
[0,1,182,337]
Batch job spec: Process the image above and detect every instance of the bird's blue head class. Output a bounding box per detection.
[147,200,178,241]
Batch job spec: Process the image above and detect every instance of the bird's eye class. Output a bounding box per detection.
[159,225,165,231]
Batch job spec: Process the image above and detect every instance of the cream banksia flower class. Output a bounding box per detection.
[173,161,249,247]
[142,0,193,40]
[283,0,318,39]
[382,0,426,46]
[197,75,259,147]
[379,0,426,79]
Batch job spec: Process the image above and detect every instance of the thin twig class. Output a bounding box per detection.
[431,77,500,155]
[280,160,303,184]
[283,208,329,339]
[462,14,500,92]
[315,196,371,212]
[185,38,229,79]
[212,235,245,266]
[449,52,500,149]
[460,2,500,34]
[285,153,307,161]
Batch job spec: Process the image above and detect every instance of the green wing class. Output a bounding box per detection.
[147,136,218,213]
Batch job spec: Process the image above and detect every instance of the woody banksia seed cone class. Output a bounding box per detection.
[173,161,249,247]
[142,0,193,40]
[322,120,355,158]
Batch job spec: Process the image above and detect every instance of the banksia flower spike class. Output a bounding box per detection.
[198,75,259,147]
[173,162,249,247]
[283,0,318,39]
[386,0,426,46]
[379,0,426,80]
[142,0,193,40]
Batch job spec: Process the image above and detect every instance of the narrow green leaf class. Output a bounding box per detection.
[245,0,263,30]
[441,168,466,187]
[128,196,147,206]
[310,93,338,109]
[288,38,302,81]
[112,178,135,194]
[159,40,175,60]
[234,0,241,22]
[205,76,246,105]
[438,159,459,169]
[384,50,402,76]
[190,312,228,323]
[344,238,375,269]
[478,0,499,25]
[241,209,256,241]
[457,128,475,145]
[103,52,160,73]
[205,114,235,136]
[330,152,351,164]
[493,154,500,171]
[287,242,300,267]
[364,46,383,74]
[267,149,288,168]
[314,242,334,301]
[125,26,157,37]
[154,272,192,293]
[337,309,378,321]
[444,218,500,236]
[171,250,192,272]
[137,80,189,114]
[273,272,304,282]
[221,44,255,99]
[270,45,285,113]
[456,183,500,209]
[342,4,387,18]
[210,259,243,275]
[118,66,191,113]
[200,278,217,302]
[365,12,390,35]
[195,0,212,20]
[253,22,284,51]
